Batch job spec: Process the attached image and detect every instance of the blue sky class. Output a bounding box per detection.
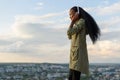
[0,0,120,63]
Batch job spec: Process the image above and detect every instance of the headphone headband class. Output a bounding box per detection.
[77,6,79,14]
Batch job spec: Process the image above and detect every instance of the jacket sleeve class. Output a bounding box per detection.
[67,19,85,39]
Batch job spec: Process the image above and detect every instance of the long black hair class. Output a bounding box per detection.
[70,6,101,44]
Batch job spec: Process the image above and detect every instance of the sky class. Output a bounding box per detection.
[0,0,120,63]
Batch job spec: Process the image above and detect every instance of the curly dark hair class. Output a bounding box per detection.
[70,6,101,44]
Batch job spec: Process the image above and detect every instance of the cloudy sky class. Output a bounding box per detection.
[0,0,120,63]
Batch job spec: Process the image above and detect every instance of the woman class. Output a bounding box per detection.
[67,6,100,80]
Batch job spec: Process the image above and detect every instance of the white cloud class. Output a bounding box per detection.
[37,2,44,6]
[0,7,120,63]
[34,43,70,63]
[11,11,69,39]
[0,11,69,60]
[102,0,110,5]
[0,52,46,63]
[14,10,68,26]
[88,40,120,63]
[34,2,44,10]
[98,16,120,33]
[98,1,120,15]
[0,40,35,54]
[12,22,48,38]
[85,1,120,16]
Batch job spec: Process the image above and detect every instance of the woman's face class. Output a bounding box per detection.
[69,9,76,20]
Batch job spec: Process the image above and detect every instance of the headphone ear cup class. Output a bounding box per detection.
[75,12,79,15]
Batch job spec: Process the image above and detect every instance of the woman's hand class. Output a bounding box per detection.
[70,13,79,28]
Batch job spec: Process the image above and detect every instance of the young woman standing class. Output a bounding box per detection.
[67,6,100,80]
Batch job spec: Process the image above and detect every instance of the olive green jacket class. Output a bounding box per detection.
[67,18,89,76]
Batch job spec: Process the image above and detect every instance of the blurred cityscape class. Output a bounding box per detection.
[0,63,120,80]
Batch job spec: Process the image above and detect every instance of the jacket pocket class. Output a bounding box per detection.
[71,46,79,61]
